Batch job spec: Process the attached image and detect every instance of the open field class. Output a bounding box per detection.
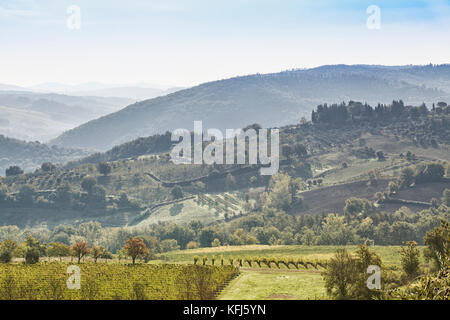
[218,269,326,300]
[294,180,449,215]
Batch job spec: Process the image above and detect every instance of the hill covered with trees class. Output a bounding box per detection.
[0,135,90,177]
[0,100,448,232]
[50,64,450,151]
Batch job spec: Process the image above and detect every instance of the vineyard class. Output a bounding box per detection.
[0,263,239,300]
[193,255,328,270]
[195,193,247,218]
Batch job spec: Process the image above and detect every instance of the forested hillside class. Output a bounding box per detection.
[0,100,448,232]
[0,135,89,176]
[51,64,450,150]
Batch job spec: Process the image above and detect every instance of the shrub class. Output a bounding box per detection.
[186,241,199,250]
[322,249,357,299]
[97,163,112,176]
[211,238,221,247]
[193,255,200,265]
[323,245,383,300]
[424,220,449,270]
[400,241,421,280]
[5,166,23,177]
[0,240,17,263]
[25,247,40,264]
[171,186,183,199]
[81,177,96,192]
[71,241,90,264]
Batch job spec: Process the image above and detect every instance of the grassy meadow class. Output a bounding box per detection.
[162,245,413,267]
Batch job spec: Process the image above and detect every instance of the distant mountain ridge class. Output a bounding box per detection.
[0,91,133,142]
[50,64,450,151]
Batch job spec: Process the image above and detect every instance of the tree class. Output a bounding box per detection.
[117,193,130,208]
[100,248,113,261]
[78,221,103,245]
[71,241,90,263]
[424,220,449,270]
[225,173,236,190]
[282,145,293,159]
[16,185,35,205]
[47,242,71,262]
[199,229,215,247]
[318,214,356,245]
[323,246,383,300]
[211,238,221,247]
[0,240,17,263]
[55,185,72,205]
[293,144,308,158]
[97,162,112,176]
[322,249,357,299]
[343,197,373,218]
[87,185,106,204]
[391,221,416,244]
[41,162,56,172]
[5,166,23,177]
[81,177,96,192]
[171,186,183,199]
[352,245,383,299]
[24,236,44,264]
[124,238,149,264]
[160,239,180,252]
[431,198,440,208]
[414,162,445,184]
[90,245,104,263]
[300,227,316,245]
[387,181,399,195]
[442,189,450,207]
[376,151,385,161]
[117,248,127,262]
[400,241,421,280]
[399,167,415,189]
[264,173,293,211]
[186,241,199,250]
[192,181,206,193]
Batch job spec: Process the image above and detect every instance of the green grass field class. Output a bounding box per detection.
[162,245,413,267]
[218,269,326,300]
[160,245,425,300]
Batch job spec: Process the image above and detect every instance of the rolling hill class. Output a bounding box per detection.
[0,134,90,175]
[50,64,450,151]
[0,91,133,142]
[1,101,448,228]
[29,82,182,101]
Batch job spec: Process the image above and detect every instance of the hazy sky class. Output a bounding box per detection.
[1,0,449,87]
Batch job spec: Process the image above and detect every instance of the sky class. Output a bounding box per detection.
[0,0,449,87]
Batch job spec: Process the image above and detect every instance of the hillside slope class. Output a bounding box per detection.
[0,91,133,142]
[0,135,89,175]
[51,64,450,150]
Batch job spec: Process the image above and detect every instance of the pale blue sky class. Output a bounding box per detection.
[1,0,449,87]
